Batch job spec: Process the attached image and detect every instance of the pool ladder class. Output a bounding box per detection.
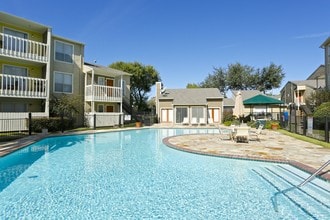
[271,160,330,212]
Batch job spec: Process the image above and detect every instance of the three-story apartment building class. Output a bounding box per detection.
[0,12,129,130]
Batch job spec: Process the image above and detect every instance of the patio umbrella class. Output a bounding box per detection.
[233,91,244,120]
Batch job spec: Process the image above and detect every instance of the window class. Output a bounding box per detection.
[54,71,73,93]
[4,28,28,52]
[3,65,28,90]
[175,107,188,123]
[191,106,204,123]
[98,104,104,112]
[55,41,73,63]
[98,77,105,85]
[1,103,27,112]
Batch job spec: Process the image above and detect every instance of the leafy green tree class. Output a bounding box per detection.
[199,62,285,94]
[109,61,161,112]
[200,67,227,95]
[313,102,330,117]
[186,83,200,88]
[226,63,254,90]
[306,89,330,111]
[257,63,285,93]
[50,94,83,118]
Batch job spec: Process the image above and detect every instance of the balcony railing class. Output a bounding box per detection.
[85,85,122,102]
[0,74,47,98]
[0,33,48,63]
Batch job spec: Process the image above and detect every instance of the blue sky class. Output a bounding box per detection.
[2,0,330,96]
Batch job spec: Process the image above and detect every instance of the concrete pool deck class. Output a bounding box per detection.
[0,126,329,181]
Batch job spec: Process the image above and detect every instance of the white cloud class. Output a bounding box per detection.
[293,32,330,39]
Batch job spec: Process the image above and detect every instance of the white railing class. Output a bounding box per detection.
[85,85,122,102]
[0,33,48,63]
[85,112,123,128]
[0,74,47,98]
[0,112,48,132]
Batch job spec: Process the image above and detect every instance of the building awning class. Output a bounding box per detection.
[243,94,284,105]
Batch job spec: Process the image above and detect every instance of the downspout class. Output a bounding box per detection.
[91,68,95,113]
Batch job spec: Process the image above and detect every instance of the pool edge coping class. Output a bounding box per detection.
[162,134,330,182]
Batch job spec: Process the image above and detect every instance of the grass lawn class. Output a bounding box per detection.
[279,129,330,149]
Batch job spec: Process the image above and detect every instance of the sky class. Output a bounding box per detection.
[2,0,330,96]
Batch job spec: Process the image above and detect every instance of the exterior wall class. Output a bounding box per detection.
[281,82,296,105]
[0,22,45,44]
[50,36,84,98]
[325,44,330,89]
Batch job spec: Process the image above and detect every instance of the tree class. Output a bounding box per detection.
[306,88,330,112]
[186,83,200,88]
[313,102,330,117]
[199,62,285,94]
[257,63,285,93]
[226,63,254,90]
[200,67,227,95]
[109,61,161,112]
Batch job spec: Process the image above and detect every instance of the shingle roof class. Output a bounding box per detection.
[159,88,222,105]
[290,79,325,89]
[84,62,131,77]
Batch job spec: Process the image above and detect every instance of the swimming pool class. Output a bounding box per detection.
[0,128,329,219]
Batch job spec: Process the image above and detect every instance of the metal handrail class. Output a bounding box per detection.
[271,160,330,212]
[298,160,330,187]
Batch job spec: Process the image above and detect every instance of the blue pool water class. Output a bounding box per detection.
[0,128,329,219]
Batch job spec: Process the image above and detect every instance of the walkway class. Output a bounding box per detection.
[163,128,330,181]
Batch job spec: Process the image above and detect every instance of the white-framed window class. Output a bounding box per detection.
[3,27,28,52]
[3,65,28,90]
[191,106,204,123]
[97,104,104,112]
[175,107,188,123]
[54,71,73,93]
[55,40,73,63]
[98,77,105,85]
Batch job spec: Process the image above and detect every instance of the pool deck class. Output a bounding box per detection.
[1,126,329,181]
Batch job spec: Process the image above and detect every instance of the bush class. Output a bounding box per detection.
[31,117,73,132]
[223,121,232,126]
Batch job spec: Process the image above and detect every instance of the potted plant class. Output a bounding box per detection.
[270,122,279,130]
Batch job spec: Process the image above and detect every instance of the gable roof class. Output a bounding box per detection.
[307,65,325,80]
[159,88,222,105]
[243,94,284,105]
[84,62,131,77]
[290,79,325,89]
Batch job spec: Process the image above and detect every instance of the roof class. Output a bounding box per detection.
[159,88,223,105]
[84,62,131,77]
[306,65,325,80]
[231,90,261,101]
[243,94,284,105]
[290,79,325,89]
[320,37,330,48]
[223,98,235,107]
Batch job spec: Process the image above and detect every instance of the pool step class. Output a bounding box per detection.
[252,165,330,219]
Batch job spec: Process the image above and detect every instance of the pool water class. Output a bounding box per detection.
[0,128,329,219]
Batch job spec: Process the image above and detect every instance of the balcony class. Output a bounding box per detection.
[85,85,122,102]
[0,33,48,63]
[0,74,47,99]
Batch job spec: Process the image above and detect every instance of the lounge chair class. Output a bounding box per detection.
[233,126,250,143]
[199,118,206,126]
[218,127,233,140]
[182,117,189,125]
[249,124,263,141]
[191,117,198,126]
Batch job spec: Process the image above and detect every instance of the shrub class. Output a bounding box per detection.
[31,117,73,132]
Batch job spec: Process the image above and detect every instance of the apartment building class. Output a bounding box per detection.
[0,12,130,129]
